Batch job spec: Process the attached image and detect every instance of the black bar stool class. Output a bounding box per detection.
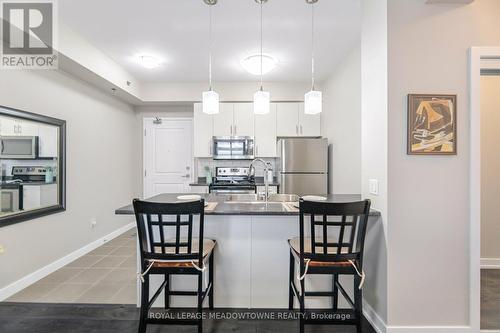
[133,198,216,333]
[288,199,371,333]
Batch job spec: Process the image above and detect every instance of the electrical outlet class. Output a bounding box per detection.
[0,245,4,254]
[369,179,379,195]
[90,218,97,228]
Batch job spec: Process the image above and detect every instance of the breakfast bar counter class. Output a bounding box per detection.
[115,193,379,309]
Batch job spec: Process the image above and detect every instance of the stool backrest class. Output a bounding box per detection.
[299,199,371,264]
[132,199,205,268]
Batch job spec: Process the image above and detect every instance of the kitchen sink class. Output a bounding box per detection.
[222,193,299,203]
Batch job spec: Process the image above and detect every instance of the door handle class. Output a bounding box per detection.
[181,174,190,178]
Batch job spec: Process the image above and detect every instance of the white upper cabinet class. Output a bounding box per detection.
[0,117,18,136]
[38,124,58,158]
[276,103,300,136]
[213,103,234,136]
[233,103,254,137]
[19,121,39,136]
[193,103,214,157]
[298,103,321,137]
[255,103,277,157]
[276,102,320,137]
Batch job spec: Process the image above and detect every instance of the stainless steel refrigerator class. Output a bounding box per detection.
[277,138,328,195]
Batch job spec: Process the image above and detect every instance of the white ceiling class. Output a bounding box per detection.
[59,0,360,83]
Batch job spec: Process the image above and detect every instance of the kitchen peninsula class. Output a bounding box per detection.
[115,193,379,309]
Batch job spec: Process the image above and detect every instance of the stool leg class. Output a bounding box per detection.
[299,263,305,333]
[198,272,203,333]
[354,275,362,333]
[288,251,294,310]
[138,274,149,333]
[209,253,214,310]
[164,274,170,309]
[332,274,339,310]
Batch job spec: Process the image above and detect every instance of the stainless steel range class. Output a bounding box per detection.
[209,167,256,194]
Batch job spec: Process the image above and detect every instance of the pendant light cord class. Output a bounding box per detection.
[260,0,263,91]
[209,4,213,91]
[311,2,315,91]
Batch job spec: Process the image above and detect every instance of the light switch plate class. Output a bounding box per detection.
[0,245,4,254]
[369,179,379,196]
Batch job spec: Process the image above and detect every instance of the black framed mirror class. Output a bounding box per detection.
[0,105,66,227]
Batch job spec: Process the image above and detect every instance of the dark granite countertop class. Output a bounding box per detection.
[115,193,380,217]
[189,177,280,187]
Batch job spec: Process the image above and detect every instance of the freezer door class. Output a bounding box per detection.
[278,138,328,173]
[280,174,328,196]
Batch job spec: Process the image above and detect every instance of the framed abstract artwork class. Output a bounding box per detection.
[407,94,457,155]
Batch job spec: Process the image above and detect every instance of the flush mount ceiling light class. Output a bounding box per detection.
[253,0,270,115]
[202,0,220,114]
[241,54,277,76]
[137,55,161,69]
[304,0,322,115]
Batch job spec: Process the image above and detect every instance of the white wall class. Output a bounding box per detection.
[360,0,389,325]
[387,0,500,327]
[0,69,139,289]
[321,46,361,194]
[480,75,500,261]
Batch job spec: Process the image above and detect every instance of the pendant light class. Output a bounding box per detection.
[253,0,270,115]
[304,0,322,115]
[202,0,219,114]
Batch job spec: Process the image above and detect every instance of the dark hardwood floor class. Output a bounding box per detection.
[481,269,500,330]
[0,303,377,333]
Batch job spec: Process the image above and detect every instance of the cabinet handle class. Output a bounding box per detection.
[209,141,212,155]
[296,125,298,135]
[234,125,237,135]
[256,145,258,156]
[300,125,303,135]
[230,125,233,136]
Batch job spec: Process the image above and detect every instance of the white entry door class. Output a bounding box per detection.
[144,119,193,198]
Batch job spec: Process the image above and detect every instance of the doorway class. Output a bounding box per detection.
[143,118,193,198]
[469,47,500,333]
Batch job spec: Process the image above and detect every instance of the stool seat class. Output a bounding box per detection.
[150,239,216,268]
[288,238,352,267]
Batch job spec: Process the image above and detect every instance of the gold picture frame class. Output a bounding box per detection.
[407,94,457,155]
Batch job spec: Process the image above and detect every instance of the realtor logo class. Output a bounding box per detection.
[1,0,57,69]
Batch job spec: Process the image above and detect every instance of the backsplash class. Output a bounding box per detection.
[195,158,277,179]
[0,159,58,177]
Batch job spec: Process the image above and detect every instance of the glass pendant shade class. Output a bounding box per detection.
[202,90,219,114]
[253,90,270,115]
[304,90,322,115]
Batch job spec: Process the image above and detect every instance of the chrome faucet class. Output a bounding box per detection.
[249,158,270,203]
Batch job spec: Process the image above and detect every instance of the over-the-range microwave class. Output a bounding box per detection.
[212,136,255,160]
[0,136,39,159]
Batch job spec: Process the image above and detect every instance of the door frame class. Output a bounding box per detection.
[142,117,194,198]
[469,47,500,333]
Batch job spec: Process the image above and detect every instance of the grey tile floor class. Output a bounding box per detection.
[6,228,137,304]
[481,269,500,330]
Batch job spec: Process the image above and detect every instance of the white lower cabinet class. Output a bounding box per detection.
[23,184,58,210]
[254,103,277,157]
[189,186,209,194]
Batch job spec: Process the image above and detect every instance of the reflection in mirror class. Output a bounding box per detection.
[0,106,65,226]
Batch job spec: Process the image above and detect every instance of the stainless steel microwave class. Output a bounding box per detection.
[0,136,39,159]
[213,136,255,160]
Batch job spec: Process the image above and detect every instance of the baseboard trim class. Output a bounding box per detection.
[0,222,135,301]
[387,326,471,333]
[363,300,387,333]
[481,258,500,269]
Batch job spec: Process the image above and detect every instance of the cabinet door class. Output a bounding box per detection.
[38,124,58,158]
[276,103,299,137]
[0,117,18,136]
[40,184,58,207]
[19,121,39,136]
[298,103,321,137]
[23,185,41,210]
[255,103,277,157]
[193,103,214,157]
[213,103,234,136]
[233,103,254,136]
[189,186,209,194]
